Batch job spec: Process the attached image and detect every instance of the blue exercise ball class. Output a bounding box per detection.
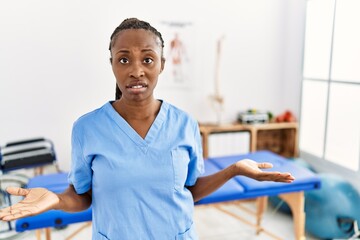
[287,158,317,173]
[268,195,291,214]
[305,173,360,239]
[269,158,316,214]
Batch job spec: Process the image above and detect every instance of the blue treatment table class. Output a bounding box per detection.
[196,151,321,240]
[15,151,321,240]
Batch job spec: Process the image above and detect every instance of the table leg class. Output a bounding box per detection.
[278,191,305,240]
[35,229,42,240]
[256,196,268,234]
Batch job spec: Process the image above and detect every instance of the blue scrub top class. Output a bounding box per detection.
[68,101,204,240]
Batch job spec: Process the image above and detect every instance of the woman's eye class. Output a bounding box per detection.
[144,58,153,64]
[119,58,129,64]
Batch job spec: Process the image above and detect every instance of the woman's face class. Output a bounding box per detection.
[110,29,164,103]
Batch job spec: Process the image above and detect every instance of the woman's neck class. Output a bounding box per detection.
[113,98,160,120]
[112,98,162,139]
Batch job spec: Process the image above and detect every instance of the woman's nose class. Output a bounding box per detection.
[129,62,144,78]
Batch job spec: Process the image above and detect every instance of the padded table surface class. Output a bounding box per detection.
[197,150,321,204]
[16,172,92,232]
[26,172,69,193]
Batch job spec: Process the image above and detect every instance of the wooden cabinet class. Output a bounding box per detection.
[199,122,299,159]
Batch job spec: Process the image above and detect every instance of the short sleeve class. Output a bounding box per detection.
[185,122,204,186]
[68,124,93,194]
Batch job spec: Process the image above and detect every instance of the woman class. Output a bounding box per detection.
[0,18,294,240]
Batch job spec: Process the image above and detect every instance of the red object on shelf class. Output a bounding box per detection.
[275,110,297,123]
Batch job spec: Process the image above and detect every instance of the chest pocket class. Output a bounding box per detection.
[171,148,190,192]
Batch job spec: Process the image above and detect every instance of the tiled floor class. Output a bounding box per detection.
[2,200,321,240]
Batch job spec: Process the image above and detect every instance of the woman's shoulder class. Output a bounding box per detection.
[163,100,198,125]
[164,100,188,115]
[73,102,112,127]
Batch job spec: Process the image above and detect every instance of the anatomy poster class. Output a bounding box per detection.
[158,20,195,89]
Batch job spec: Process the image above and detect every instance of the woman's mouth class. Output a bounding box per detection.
[129,85,146,89]
[126,83,148,93]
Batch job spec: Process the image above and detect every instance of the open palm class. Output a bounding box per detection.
[0,187,59,221]
[235,159,295,183]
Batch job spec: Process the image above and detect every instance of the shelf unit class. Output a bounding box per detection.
[199,122,299,159]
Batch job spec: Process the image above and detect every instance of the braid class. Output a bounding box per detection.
[115,84,122,100]
[110,18,165,100]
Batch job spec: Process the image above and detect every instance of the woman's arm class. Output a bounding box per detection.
[57,185,92,212]
[187,159,294,202]
[0,184,91,221]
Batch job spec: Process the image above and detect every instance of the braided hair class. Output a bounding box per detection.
[109,18,165,100]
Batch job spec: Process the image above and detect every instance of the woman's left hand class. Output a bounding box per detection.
[233,159,295,183]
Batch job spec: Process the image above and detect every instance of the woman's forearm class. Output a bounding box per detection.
[56,185,92,212]
[187,164,237,202]
[188,158,295,203]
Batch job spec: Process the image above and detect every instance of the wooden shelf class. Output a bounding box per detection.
[199,122,299,159]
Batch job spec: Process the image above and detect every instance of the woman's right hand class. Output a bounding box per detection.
[0,187,60,221]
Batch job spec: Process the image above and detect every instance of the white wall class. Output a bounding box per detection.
[0,0,306,170]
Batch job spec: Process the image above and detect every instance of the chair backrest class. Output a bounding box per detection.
[0,138,57,172]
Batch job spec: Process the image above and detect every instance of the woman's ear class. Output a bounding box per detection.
[160,58,165,73]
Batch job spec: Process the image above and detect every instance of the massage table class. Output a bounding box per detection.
[15,151,321,240]
[196,150,321,240]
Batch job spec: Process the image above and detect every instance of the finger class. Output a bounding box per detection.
[0,207,34,221]
[283,173,295,181]
[1,209,33,221]
[0,202,26,214]
[257,162,273,169]
[278,172,294,178]
[273,173,295,182]
[2,212,24,221]
[0,199,33,217]
[0,205,20,218]
[0,206,12,216]
[257,172,295,182]
[258,171,281,180]
[6,187,30,196]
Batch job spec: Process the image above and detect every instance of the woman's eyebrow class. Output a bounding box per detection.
[115,49,130,55]
[114,48,156,55]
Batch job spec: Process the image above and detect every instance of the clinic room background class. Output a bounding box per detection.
[1,0,359,193]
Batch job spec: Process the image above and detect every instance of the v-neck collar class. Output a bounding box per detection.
[104,100,168,152]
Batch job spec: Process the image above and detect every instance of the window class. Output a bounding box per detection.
[300,0,360,173]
